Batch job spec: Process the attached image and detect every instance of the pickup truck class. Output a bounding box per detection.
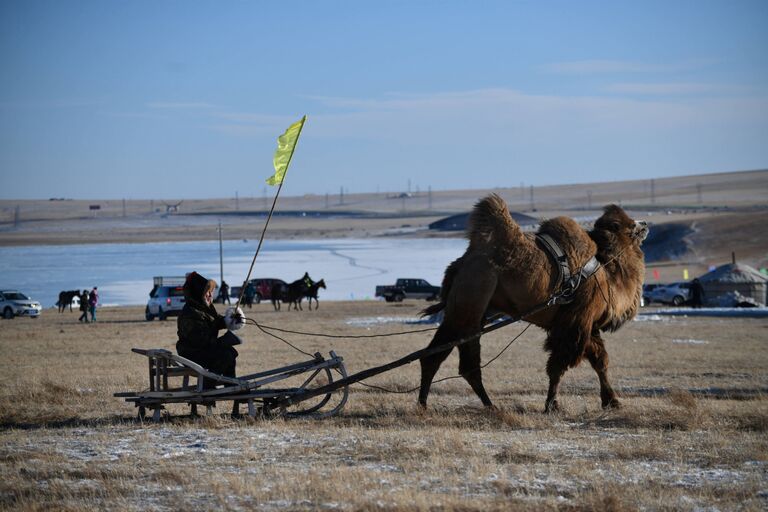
[375,278,440,303]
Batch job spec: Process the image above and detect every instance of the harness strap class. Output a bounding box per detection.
[536,234,571,290]
[536,233,600,305]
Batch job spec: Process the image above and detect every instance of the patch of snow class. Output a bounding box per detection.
[345,316,423,326]
[634,314,667,322]
[162,451,187,458]
[648,307,768,318]
[672,339,709,345]
[363,463,400,473]
[594,461,752,489]
[674,468,745,487]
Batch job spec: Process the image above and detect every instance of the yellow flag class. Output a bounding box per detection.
[683,268,689,280]
[266,116,306,186]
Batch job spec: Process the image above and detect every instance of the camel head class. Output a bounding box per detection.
[592,205,649,249]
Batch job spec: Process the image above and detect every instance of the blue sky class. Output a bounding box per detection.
[1,0,766,200]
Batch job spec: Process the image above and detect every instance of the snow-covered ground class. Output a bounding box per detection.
[639,307,768,318]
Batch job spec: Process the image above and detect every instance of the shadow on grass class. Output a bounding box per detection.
[0,414,151,431]
[92,319,154,325]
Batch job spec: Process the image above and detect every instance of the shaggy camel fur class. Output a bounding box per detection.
[420,194,648,412]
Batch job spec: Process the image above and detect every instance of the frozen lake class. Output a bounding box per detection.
[0,239,467,308]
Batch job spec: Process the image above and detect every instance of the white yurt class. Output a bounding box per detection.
[698,263,767,306]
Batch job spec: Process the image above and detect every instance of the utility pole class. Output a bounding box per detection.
[218,222,224,288]
[339,186,344,205]
[529,185,535,210]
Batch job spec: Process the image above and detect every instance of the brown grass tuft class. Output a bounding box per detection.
[668,387,698,410]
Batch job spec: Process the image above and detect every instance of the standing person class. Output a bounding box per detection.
[219,280,231,305]
[244,281,256,308]
[88,287,99,322]
[690,278,705,308]
[78,289,89,323]
[176,272,245,416]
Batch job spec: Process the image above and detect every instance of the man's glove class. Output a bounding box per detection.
[224,307,246,331]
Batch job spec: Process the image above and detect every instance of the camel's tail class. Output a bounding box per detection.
[421,301,444,317]
[419,254,464,317]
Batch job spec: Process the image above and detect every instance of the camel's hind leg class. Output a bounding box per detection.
[418,324,460,407]
[419,257,497,408]
[458,337,494,407]
[585,333,620,409]
[419,329,494,408]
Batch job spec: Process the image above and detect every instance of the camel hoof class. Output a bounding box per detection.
[602,398,621,410]
[544,400,560,414]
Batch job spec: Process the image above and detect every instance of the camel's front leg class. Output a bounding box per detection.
[544,353,567,413]
[585,333,621,409]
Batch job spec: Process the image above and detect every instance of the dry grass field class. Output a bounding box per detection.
[1,301,766,511]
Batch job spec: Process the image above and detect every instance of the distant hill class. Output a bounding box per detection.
[428,211,539,232]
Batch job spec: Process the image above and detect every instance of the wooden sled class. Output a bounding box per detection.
[114,348,349,421]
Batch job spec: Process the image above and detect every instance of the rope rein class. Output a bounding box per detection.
[253,321,438,339]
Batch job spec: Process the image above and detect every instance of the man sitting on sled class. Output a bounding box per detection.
[176,271,246,415]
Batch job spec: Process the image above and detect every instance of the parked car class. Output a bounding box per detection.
[231,278,287,304]
[649,282,692,306]
[375,278,441,302]
[146,280,186,321]
[0,290,42,319]
[642,283,662,305]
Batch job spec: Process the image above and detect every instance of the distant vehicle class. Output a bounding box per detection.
[642,283,662,305]
[146,276,187,321]
[375,278,440,303]
[231,278,287,304]
[649,282,692,306]
[0,290,42,319]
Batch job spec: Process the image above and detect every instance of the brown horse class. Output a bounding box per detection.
[419,194,647,412]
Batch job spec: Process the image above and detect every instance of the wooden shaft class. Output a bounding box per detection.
[275,303,550,408]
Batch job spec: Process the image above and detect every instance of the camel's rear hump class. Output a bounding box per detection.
[467,194,526,250]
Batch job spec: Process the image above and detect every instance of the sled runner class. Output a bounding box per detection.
[114,348,349,421]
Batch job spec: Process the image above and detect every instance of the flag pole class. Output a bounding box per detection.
[236,117,306,308]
